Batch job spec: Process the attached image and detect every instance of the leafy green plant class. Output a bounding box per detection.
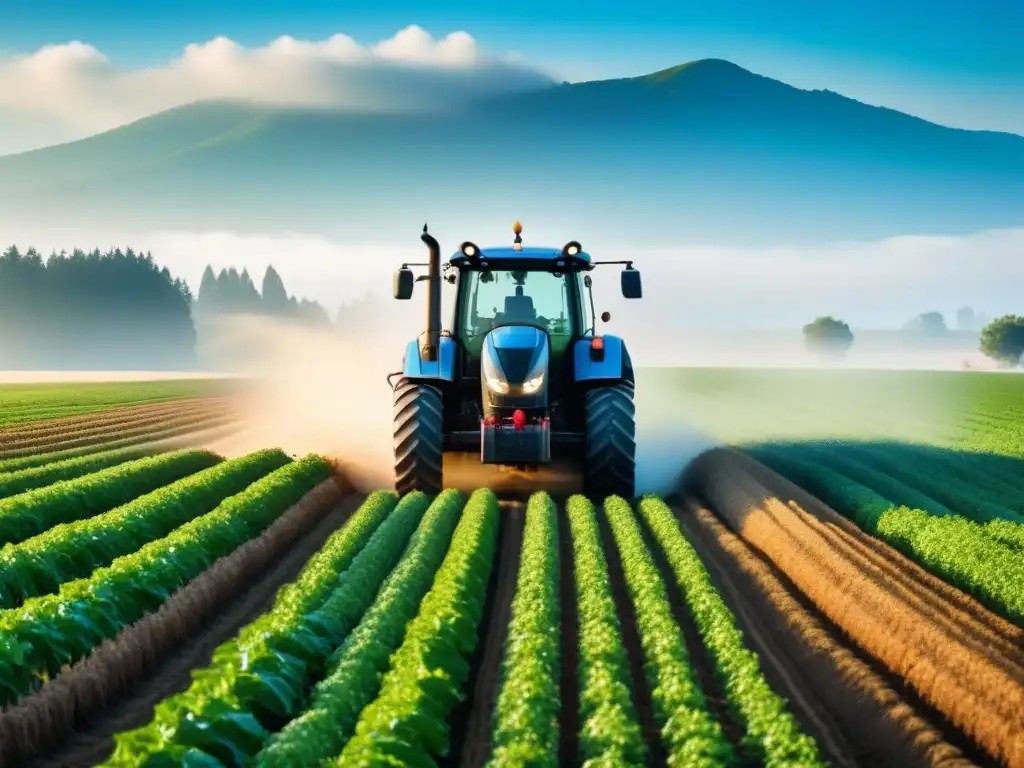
[565,494,646,766]
[252,489,469,767]
[0,448,223,546]
[637,495,828,766]
[0,453,330,707]
[0,445,154,499]
[487,491,561,768]
[103,489,430,767]
[603,496,735,765]
[335,488,499,766]
[0,449,288,608]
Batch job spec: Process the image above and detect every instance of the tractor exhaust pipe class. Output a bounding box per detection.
[420,228,441,362]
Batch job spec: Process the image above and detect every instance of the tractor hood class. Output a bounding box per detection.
[481,325,549,393]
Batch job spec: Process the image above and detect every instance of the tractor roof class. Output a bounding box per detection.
[449,245,592,268]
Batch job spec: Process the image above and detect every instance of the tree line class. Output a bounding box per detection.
[0,245,332,370]
[194,265,331,326]
[803,307,1024,368]
[0,246,196,369]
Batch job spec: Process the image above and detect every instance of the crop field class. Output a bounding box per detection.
[0,383,246,471]
[0,380,232,428]
[0,371,1022,767]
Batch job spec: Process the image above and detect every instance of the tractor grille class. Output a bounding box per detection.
[495,347,534,383]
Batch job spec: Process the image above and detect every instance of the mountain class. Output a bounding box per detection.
[0,59,1020,246]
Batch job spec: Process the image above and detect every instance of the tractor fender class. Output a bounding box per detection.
[402,337,456,382]
[573,335,632,383]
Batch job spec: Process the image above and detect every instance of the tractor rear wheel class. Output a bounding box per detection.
[583,381,636,500]
[393,378,443,496]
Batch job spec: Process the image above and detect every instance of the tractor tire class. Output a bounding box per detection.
[393,378,444,497]
[584,381,636,500]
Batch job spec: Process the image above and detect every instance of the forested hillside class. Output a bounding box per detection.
[0,246,330,370]
[0,246,196,369]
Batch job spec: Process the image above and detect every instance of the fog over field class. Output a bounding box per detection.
[5,223,1019,336]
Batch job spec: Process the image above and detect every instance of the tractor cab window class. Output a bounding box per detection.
[459,269,575,344]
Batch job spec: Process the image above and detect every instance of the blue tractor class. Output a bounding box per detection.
[389,222,643,499]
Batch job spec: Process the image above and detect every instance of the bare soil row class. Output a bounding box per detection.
[0,398,235,450]
[0,397,232,440]
[683,447,1024,768]
[0,401,238,456]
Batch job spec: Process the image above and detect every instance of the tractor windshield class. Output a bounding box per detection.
[459,268,576,341]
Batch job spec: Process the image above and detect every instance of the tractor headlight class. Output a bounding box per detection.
[482,348,510,394]
[522,373,544,394]
[486,373,510,394]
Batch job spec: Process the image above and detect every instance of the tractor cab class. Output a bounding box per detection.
[390,222,642,500]
[448,244,592,424]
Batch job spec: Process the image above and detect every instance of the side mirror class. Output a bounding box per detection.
[600,311,611,323]
[621,266,642,299]
[394,267,414,300]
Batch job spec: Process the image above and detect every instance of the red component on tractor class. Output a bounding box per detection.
[513,409,527,430]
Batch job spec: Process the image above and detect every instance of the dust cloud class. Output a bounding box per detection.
[194,311,977,499]
[195,313,730,497]
[195,313,409,493]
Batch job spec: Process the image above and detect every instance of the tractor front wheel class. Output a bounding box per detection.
[583,381,636,500]
[393,378,443,496]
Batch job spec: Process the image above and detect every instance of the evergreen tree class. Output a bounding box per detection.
[262,265,290,316]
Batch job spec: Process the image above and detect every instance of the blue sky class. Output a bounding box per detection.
[0,0,1021,133]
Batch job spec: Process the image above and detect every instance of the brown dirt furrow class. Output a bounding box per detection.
[791,499,1024,680]
[736,449,1024,658]
[595,506,666,766]
[0,402,235,451]
[452,501,526,768]
[1,479,359,768]
[0,412,239,458]
[557,503,580,768]
[0,398,231,442]
[0,406,236,456]
[693,450,1024,688]
[677,497,975,768]
[686,448,1024,767]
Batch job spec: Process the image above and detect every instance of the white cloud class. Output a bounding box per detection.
[0,26,551,154]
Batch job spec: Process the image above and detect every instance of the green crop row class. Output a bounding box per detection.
[487,491,561,768]
[771,442,1024,552]
[565,494,646,766]
[335,488,499,766]
[0,445,154,499]
[603,496,735,766]
[637,496,826,767]
[252,489,467,767]
[104,490,431,766]
[0,454,330,707]
[264,490,398,619]
[753,450,1024,626]
[0,449,288,609]
[0,448,223,547]
[831,442,1024,524]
